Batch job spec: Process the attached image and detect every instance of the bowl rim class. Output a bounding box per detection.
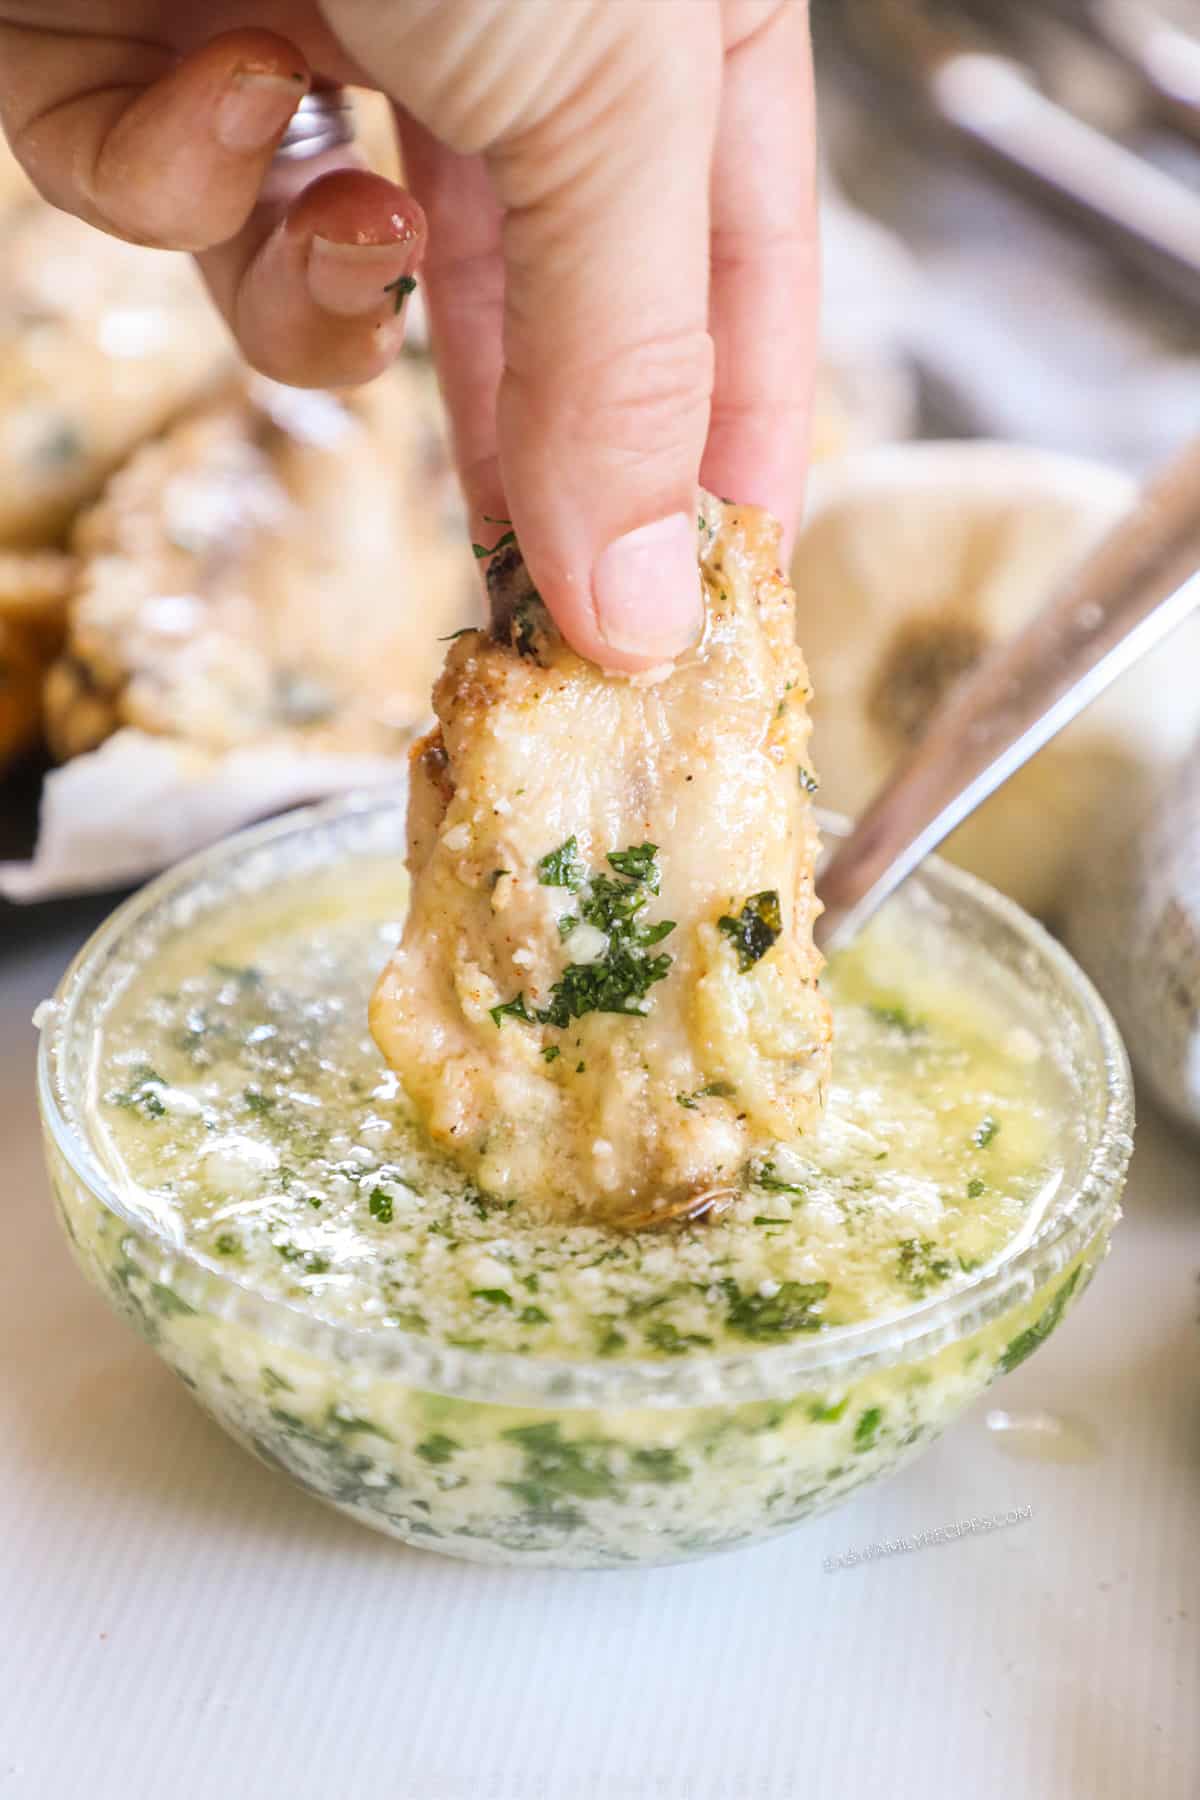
[38,790,1134,1410]
[802,438,1137,529]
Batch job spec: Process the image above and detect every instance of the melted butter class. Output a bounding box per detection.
[985,1409,1101,1464]
[86,858,1070,1362]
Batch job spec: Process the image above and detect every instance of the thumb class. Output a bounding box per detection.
[488,14,721,670]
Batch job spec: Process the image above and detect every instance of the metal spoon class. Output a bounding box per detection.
[815,436,1200,952]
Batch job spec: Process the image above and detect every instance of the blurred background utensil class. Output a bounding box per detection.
[815,434,1200,949]
[836,0,1200,306]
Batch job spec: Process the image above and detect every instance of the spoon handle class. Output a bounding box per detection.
[815,436,1200,951]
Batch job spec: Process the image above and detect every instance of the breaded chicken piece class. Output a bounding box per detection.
[44,361,478,761]
[0,191,232,550]
[0,550,73,769]
[370,494,832,1228]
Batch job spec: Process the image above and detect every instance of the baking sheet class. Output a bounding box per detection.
[2,910,1196,1800]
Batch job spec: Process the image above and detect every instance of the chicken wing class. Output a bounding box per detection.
[44,361,477,761]
[370,494,832,1228]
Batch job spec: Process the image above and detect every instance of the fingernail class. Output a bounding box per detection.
[215,70,306,154]
[593,513,703,660]
[308,238,418,318]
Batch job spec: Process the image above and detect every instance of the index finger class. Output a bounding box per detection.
[702,3,819,552]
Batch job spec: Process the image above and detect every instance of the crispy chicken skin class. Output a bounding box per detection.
[44,363,477,762]
[370,494,832,1228]
[0,550,73,770]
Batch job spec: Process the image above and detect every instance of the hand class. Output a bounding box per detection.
[0,2,818,671]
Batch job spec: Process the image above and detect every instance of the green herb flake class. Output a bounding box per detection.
[495,839,677,1026]
[755,1162,807,1196]
[629,1447,689,1485]
[519,1305,550,1325]
[107,1061,169,1119]
[721,1277,830,1341]
[472,528,517,560]
[214,1233,240,1257]
[368,1187,394,1224]
[676,1080,735,1110]
[896,1236,955,1297]
[868,1003,924,1035]
[809,1398,848,1423]
[489,992,536,1028]
[717,891,782,971]
[998,1266,1082,1374]
[797,767,820,794]
[606,842,660,889]
[501,1421,616,1501]
[644,1320,714,1356]
[383,272,417,312]
[541,1044,562,1063]
[471,1287,514,1308]
[415,1434,460,1465]
[974,1114,1001,1148]
[537,836,585,890]
[966,1178,986,1199]
[854,1406,883,1451]
[438,626,476,642]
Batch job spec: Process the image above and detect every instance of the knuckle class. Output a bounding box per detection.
[512,326,714,464]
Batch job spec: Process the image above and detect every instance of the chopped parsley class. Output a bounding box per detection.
[106,1062,168,1119]
[998,1266,1081,1373]
[541,1045,562,1063]
[538,939,673,1027]
[854,1406,883,1450]
[797,767,820,794]
[489,992,536,1028]
[606,843,661,888]
[754,1162,807,1196]
[868,1003,924,1035]
[717,891,782,971]
[472,528,517,560]
[973,1114,1001,1148]
[966,1177,986,1199]
[415,1434,460,1465]
[383,272,416,312]
[495,840,675,1028]
[537,836,585,890]
[676,1080,735,1110]
[896,1236,954,1297]
[368,1187,394,1224]
[471,1288,513,1308]
[644,1320,713,1356]
[720,1276,830,1341]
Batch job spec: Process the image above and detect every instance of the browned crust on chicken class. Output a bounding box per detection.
[371,493,832,1228]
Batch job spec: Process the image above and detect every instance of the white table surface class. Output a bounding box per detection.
[2,899,1197,1800]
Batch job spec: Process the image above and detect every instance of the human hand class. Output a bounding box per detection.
[0,2,818,670]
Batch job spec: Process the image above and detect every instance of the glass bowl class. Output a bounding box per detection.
[37,793,1133,1569]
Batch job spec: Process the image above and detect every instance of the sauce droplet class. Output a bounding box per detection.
[985,1408,1100,1464]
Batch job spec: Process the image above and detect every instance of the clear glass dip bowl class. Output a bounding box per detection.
[37,794,1133,1569]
